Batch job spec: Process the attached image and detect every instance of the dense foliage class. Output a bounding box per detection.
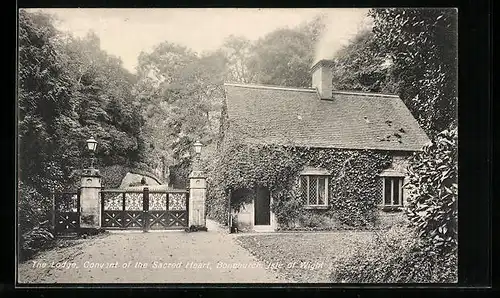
[330,130,458,283]
[329,9,457,137]
[19,10,146,196]
[326,8,458,283]
[246,28,315,88]
[406,128,458,254]
[206,134,392,228]
[331,29,398,93]
[133,42,226,183]
[18,10,147,257]
[369,8,458,137]
[222,16,324,87]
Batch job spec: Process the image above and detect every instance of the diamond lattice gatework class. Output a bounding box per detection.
[149,193,167,211]
[103,211,122,228]
[168,193,186,211]
[104,194,123,211]
[56,212,79,231]
[125,193,143,211]
[148,212,167,229]
[123,211,143,228]
[166,211,187,227]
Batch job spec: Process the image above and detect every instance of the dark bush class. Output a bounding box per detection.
[405,128,458,254]
[18,181,56,261]
[19,227,55,262]
[18,182,52,234]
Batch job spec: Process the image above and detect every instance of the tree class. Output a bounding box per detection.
[296,13,326,46]
[18,9,74,195]
[133,42,226,184]
[62,32,145,167]
[220,35,252,83]
[369,8,458,136]
[19,9,146,196]
[331,29,399,93]
[246,28,314,87]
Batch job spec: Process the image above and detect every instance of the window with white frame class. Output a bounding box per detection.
[382,177,404,206]
[299,175,329,206]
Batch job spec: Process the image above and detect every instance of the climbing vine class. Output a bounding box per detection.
[206,132,393,229]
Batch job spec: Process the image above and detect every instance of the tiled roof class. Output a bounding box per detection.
[223,83,430,152]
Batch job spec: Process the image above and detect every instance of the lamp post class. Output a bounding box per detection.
[193,141,203,172]
[86,137,98,169]
[80,136,101,231]
[188,140,206,230]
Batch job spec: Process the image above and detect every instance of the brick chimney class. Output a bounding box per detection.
[311,59,334,100]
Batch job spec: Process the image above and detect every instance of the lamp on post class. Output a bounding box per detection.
[193,141,203,172]
[86,137,98,169]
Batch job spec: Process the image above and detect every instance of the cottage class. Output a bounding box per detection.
[218,59,430,232]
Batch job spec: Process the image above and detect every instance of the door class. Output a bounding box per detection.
[254,187,271,226]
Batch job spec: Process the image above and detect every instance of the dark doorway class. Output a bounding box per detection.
[254,187,271,225]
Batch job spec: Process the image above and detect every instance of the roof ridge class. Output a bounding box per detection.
[224,82,316,93]
[224,83,399,98]
[332,90,400,98]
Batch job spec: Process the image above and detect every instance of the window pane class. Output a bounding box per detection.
[318,177,326,205]
[384,178,391,205]
[308,176,318,205]
[393,178,400,205]
[300,176,308,205]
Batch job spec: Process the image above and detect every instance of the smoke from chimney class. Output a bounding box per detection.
[313,9,372,65]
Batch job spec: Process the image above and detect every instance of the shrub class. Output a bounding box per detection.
[270,187,303,228]
[405,128,458,254]
[299,212,327,228]
[19,227,55,261]
[331,226,457,283]
[18,181,57,261]
[18,181,52,234]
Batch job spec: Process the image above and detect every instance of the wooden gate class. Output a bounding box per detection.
[53,191,80,235]
[101,188,189,231]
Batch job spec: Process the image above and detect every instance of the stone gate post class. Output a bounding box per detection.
[80,168,102,231]
[188,170,206,228]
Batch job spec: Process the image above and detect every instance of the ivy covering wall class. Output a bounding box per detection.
[205,134,393,229]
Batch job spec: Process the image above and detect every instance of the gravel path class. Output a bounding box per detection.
[17,221,288,284]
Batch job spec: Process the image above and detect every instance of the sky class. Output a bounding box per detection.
[30,8,371,74]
